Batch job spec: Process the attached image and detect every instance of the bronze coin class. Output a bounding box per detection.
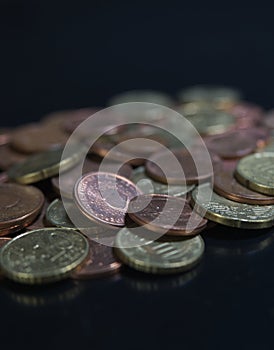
[74,172,142,226]
[205,128,270,159]
[228,102,264,128]
[0,183,44,235]
[145,148,219,185]
[71,240,121,279]
[52,158,132,199]
[128,194,207,236]
[0,128,11,146]
[10,123,68,154]
[0,144,27,170]
[214,166,274,205]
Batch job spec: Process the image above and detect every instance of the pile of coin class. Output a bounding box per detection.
[0,85,273,285]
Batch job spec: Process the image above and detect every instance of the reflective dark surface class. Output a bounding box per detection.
[1,1,274,349]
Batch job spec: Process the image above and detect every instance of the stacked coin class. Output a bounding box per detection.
[0,87,273,285]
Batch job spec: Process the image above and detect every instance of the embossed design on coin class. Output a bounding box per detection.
[0,228,89,284]
[74,172,142,226]
[235,152,274,195]
[0,183,44,235]
[72,240,121,279]
[128,194,207,236]
[114,227,204,274]
[191,183,274,229]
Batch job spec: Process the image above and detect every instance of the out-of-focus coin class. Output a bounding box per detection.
[61,108,99,134]
[114,227,204,274]
[146,148,219,185]
[0,145,27,170]
[264,110,274,129]
[191,183,274,229]
[71,240,121,279]
[108,90,174,107]
[214,167,274,205]
[178,85,241,108]
[0,183,44,235]
[74,172,142,226]
[131,166,194,197]
[8,144,86,184]
[263,139,274,152]
[235,152,274,195]
[10,123,68,154]
[0,172,8,183]
[205,128,270,159]
[51,158,132,199]
[228,102,264,128]
[128,194,207,236]
[0,228,89,284]
[0,128,11,146]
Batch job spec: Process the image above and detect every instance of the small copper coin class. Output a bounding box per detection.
[0,183,44,235]
[0,145,27,170]
[145,148,219,185]
[214,167,274,205]
[128,194,207,236]
[74,172,142,226]
[228,102,264,128]
[71,240,121,279]
[0,128,11,146]
[205,128,270,159]
[10,123,68,154]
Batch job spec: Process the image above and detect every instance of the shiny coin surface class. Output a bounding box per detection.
[235,152,274,195]
[191,183,274,229]
[131,166,194,197]
[8,144,85,184]
[74,172,142,226]
[71,240,121,279]
[0,183,44,235]
[214,167,274,205]
[114,227,204,274]
[0,228,89,284]
[128,194,207,236]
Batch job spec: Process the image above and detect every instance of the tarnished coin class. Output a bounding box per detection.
[131,166,194,197]
[205,128,270,159]
[46,199,76,228]
[228,102,264,128]
[10,123,68,154]
[0,144,27,170]
[191,183,274,229]
[114,227,204,274]
[0,228,89,284]
[0,183,44,235]
[146,148,219,185]
[128,194,207,236]
[71,240,121,279]
[51,158,132,199]
[214,167,274,205]
[74,172,142,226]
[235,152,274,195]
[108,90,174,107]
[8,144,86,184]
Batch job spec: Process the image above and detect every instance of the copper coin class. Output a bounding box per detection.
[145,148,219,185]
[205,128,270,159]
[74,172,142,226]
[26,199,49,231]
[0,183,44,235]
[0,128,11,146]
[52,158,132,199]
[10,123,68,154]
[0,145,27,170]
[71,240,121,279]
[214,166,274,205]
[228,102,264,128]
[128,194,207,236]
[264,110,274,129]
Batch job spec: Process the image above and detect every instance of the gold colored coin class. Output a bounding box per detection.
[235,152,274,195]
[7,143,86,184]
[0,228,89,284]
[114,228,204,274]
[191,183,274,229]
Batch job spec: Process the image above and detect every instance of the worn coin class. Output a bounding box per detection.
[191,183,274,229]
[0,183,44,235]
[114,227,204,274]
[74,172,142,226]
[8,144,86,184]
[0,228,89,284]
[128,194,207,236]
[235,152,274,195]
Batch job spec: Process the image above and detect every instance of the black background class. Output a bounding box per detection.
[1,1,274,349]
